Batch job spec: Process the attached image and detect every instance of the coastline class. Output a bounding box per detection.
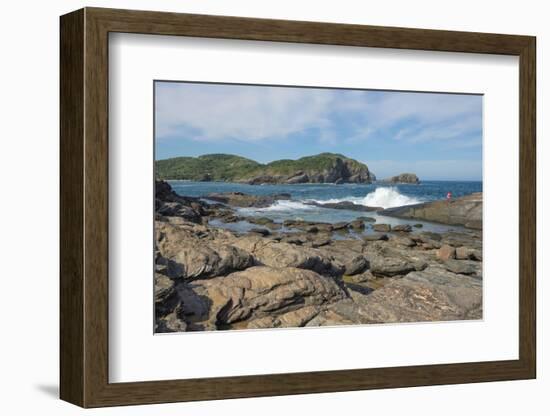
[155,180,483,333]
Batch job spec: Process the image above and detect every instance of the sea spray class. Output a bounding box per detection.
[360,187,420,209]
[238,199,315,213]
[308,187,420,210]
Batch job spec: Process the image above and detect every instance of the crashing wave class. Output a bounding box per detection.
[309,187,420,209]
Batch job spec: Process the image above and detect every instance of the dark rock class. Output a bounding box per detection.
[392,224,412,232]
[357,216,376,223]
[206,192,291,208]
[306,200,381,212]
[154,273,179,317]
[249,227,271,236]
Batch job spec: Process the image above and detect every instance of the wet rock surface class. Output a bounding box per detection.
[305,200,382,212]
[205,191,291,208]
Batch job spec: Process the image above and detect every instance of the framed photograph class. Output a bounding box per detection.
[60,7,536,408]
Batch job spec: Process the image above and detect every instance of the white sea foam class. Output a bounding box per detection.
[240,187,421,213]
[360,187,420,209]
[310,187,421,210]
[238,200,314,213]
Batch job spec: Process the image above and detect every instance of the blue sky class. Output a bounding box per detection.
[155,81,482,181]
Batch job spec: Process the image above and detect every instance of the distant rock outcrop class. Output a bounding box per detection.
[382,173,420,184]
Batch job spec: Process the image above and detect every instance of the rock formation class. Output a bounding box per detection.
[153,180,483,332]
[379,192,482,229]
[381,173,420,184]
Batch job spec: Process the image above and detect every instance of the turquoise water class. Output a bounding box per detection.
[168,180,481,234]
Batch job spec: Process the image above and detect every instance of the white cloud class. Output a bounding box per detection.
[155,83,336,142]
[155,83,482,147]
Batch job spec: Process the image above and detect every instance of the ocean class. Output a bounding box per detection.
[168,180,482,234]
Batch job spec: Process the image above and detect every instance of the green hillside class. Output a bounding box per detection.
[155,152,374,184]
[155,154,262,181]
[264,153,365,175]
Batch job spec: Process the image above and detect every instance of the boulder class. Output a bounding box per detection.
[443,259,482,277]
[389,235,416,247]
[349,219,365,230]
[379,192,482,230]
[157,201,203,224]
[456,246,483,261]
[363,242,429,277]
[156,222,254,280]
[372,223,391,232]
[198,266,347,327]
[437,244,456,261]
[363,233,389,242]
[343,255,369,276]
[392,224,412,232]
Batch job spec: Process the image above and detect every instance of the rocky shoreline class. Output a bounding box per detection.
[380,192,482,229]
[155,180,483,332]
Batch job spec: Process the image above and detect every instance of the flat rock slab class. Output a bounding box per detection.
[379,192,482,229]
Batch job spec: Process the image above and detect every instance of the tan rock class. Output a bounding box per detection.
[199,266,347,327]
[437,244,456,260]
[156,221,254,280]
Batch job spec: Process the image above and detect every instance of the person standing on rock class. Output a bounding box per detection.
[446,191,452,201]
